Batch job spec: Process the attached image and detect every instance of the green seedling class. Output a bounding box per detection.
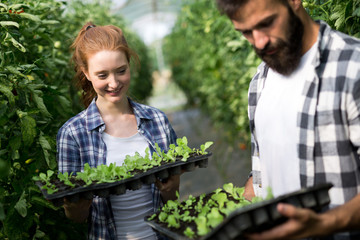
[57,172,75,188]
[148,182,271,238]
[34,137,214,195]
[184,227,195,238]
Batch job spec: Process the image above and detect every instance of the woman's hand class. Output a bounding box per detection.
[155,174,180,202]
[63,197,93,223]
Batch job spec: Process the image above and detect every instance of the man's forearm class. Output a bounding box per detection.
[321,193,360,234]
[244,175,255,201]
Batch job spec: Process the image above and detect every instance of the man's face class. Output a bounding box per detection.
[232,0,304,75]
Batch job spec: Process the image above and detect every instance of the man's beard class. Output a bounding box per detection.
[254,7,304,76]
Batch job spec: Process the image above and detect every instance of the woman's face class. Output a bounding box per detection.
[84,50,130,105]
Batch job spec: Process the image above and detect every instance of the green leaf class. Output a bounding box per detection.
[158,212,168,222]
[0,3,8,11]
[0,21,19,28]
[0,83,15,105]
[33,229,46,239]
[211,192,227,209]
[0,203,5,221]
[167,215,180,228]
[41,20,60,25]
[9,136,21,151]
[19,13,41,22]
[183,227,195,238]
[352,7,360,17]
[206,208,223,228]
[31,196,58,211]
[32,92,51,117]
[6,65,26,78]
[204,141,213,150]
[9,34,26,53]
[39,134,51,150]
[9,3,27,10]
[195,216,209,236]
[14,192,27,218]
[223,183,234,194]
[20,115,37,146]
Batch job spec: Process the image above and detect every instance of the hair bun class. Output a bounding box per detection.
[86,25,96,31]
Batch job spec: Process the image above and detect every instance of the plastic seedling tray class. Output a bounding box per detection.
[36,152,212,207]
[145,183,333,240]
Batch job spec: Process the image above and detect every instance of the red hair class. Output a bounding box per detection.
[71,22,139,107]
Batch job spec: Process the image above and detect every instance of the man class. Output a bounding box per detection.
[216,0,360,239]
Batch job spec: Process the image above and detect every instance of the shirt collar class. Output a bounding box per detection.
[85,98,105,132]
[85,97,153,131]
[129,98,153,128]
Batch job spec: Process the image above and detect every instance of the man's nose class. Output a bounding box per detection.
[252,30,270,50]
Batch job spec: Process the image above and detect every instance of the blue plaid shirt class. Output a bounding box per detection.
[57,98,177,240]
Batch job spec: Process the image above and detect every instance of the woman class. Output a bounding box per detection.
[56,22,179,240]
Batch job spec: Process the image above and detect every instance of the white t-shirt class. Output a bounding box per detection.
[102,132,156,240]
[254,43,318,198]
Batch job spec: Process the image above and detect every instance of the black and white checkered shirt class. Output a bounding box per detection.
[248,21,360,239]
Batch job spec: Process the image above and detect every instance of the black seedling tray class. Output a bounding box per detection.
[36,152,211,207]
[146,183,333,240]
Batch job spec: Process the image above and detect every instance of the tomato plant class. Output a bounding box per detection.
[0,0,154,239]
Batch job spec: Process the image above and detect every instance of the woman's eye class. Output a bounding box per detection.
[98,74,107,79]
[117,69,126,74]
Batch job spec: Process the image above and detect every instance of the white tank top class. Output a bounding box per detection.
[102,132,157,240]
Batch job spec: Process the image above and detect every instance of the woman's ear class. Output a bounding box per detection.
[82,68,90,81]
[288,0,303,11]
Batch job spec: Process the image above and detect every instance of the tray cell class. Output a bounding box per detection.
[169,166,182,175]
[126,179,143,190]
[197,159,208,168]
[182,162,196,171]
[111,184,126,195]
[95,188,110,198]
[142,174,157,185]
[156,169,169,180]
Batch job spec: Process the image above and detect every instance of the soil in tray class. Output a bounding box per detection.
[148,190,247,239]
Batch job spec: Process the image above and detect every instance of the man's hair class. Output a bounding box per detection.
[216,0,289,19]
[215,0,249,19]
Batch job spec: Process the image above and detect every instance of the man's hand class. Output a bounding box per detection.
[246,203,332,240]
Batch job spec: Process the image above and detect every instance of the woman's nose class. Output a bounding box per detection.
[108,74,119,88]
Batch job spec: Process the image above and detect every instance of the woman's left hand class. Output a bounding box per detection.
[155,174,180,202]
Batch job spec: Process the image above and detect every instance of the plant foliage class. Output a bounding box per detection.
[0,0,153,239]
[148,183,272,239]
[34,137,213,194]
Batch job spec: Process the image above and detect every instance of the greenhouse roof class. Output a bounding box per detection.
[114,0,183,45]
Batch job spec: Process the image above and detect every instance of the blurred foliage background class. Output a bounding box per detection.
[163,0,360,144]
[0,0,359,239]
